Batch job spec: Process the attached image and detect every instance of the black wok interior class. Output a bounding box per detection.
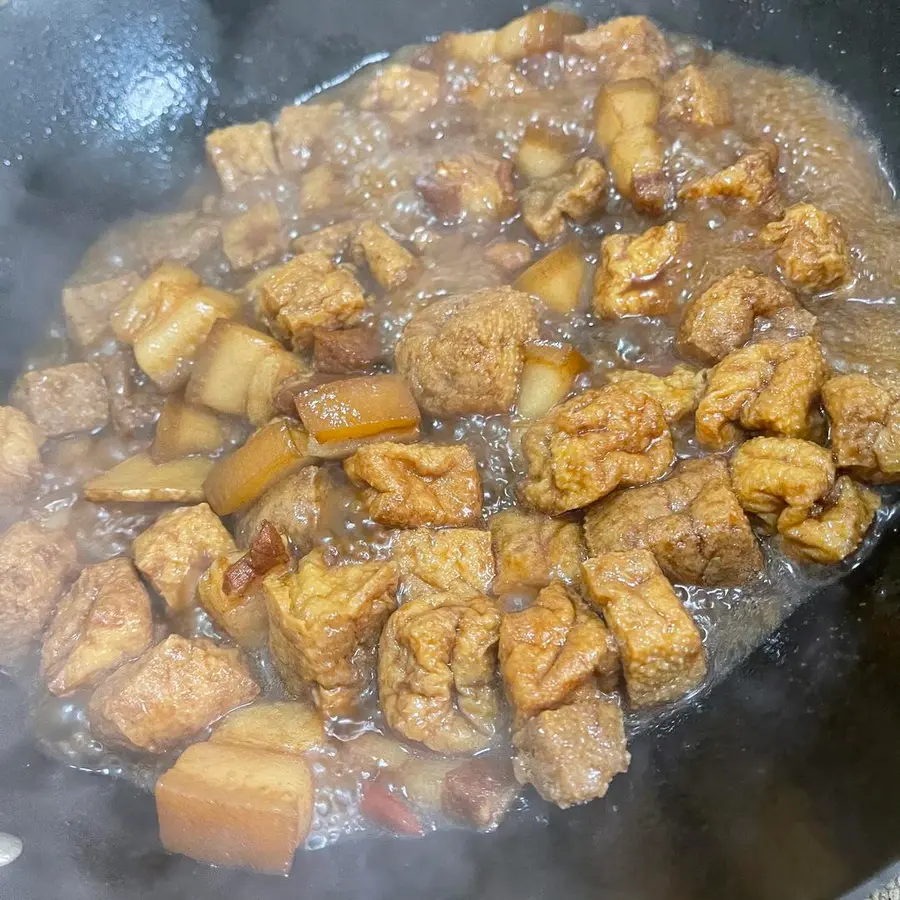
[1,0,900,897]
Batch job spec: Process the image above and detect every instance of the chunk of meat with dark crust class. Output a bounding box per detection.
[392,527,495,595]
[677,267,798,364]
[205,122,280,192]
[313,327,382,374]
[395,288,539,417]
[512,696,629,808]
[678,144,784,217]
[350,222,420,290]
[695,336,829,450]
[221,200,285,271]
[379,587,502,754]
[344,442,482,528]
[0,521,78,666]
[759,203,852,293]
[489,509,585,593]
[87,635,259,753]
[263,549,398,718]
[40,558,153,696]
[660,65,732,128]
[0,407,44,504]
[274,102,343,172]
[416,153,517,223]
[593,222,686,318]
[441,757,519,831]
[96,350,163,438]
[520,158,608,243]
[584,457,763,587]
[484,241,533,273]
[582,550,706,707]
[360,64,441,123]
[12,363,109,438]
[605,366,705,424]
[564,15,673,82]
[62,272,141,347]
[520,385,674,515]
[500,582,619,726]
[822,373,900,482]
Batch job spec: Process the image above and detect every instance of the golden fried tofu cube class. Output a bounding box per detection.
[62,271,141,347]
[360,64,441,122]
[12,363,109,437]
[210,701,325,755]
[392,527,495,594]
[156,740,313,873]
[605,366,705,424]
[417,153,517,222]
[0,406,44,504]
[351,221,420,290]
[274,101,343,172]
[205,121,280,192]
[221,199,285,270]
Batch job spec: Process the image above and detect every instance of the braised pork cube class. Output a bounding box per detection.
[564,15,673,81]
[344,442,482,528]
[512,696,629,808]
[759,202,852,293]
[695,335,828,450]
[584,457,762,587]
[258,251,366,349]
[392,527,495,595]
[274,101,343,172]
[583,550,705,706]
[520,158,608,243]
[350,222,419,290]
[298,164,337,212]
[468,62,536,109]
[263,549,398,716]
[313,327,382,374]
[360,64,441,123]
[592,221,686,318]
[379,587,501,754]
[12,363,108,437]
[489,509,585,593]
[111,263,201,341]
[442,757,519,831]
[40,558,153,696]
[205,121,280,192]
[235,466,327,553]
[520,385,674,515]
[291,221,356,258]
[605,366,705,424]
[88,635,258,753]
[484,240,533,273]
[0,521,78,666]
[221,200,285,271]
[777,476,880,564]
[0,407,44,504]
[515,124,575,181]
[822,373,900,481]
[500,582,619,724]
[197,554,270,651]
[132,210,222,269]
[660,64,732,127]
[677,268,798,364]
[97,350,164,437]
[395,287,539,417]
[678,144,783,217]
[210,701,325,756]
[416,153,517,223]
[62,272,141,347]
[156,741,314,874]
[132,503,236,611]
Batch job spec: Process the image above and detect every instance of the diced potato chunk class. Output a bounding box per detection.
[197,555,270,649]
[340,732,410,772]
[516,343,589,419]
[83,453,214,503]
[516,125,574,180]
[204,417,313,516]
[156,741,313,874]
[151,395,232,462]
[210,701,326,755]
[515,243,589,314]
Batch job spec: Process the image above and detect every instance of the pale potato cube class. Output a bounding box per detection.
[516,343,589,419]
[515,242,589,314]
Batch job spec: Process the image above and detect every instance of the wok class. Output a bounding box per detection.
[1,1,900,897]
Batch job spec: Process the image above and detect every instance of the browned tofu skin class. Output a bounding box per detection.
[62,272,141,347]
[156,741,313,874]
[520,385,674,515]
[678,144,784,217]
[221,200,285,270]
[520,158,608,243]
[12,363,109,438]
[313,327,382,374]
[88,635,259,753]
[605,366,705,424]
[512,697,629,808]
[273,101,343,172]
[205,121,280,192]
[132,503,236,611]
[40,559,153,696]
[209,701,326,755]
[417,153,517,223]
[490,509,585,593]
[660,65,732,127]
[0,521,78,666]
[500,582,619,724]
[759,203,852,293]
[695,335,829,450]
[0,407,44,504]
[344,442,482,528]
[593,221,686,318]
[823,373,900,481]
[583,550,706,707]
[395,288,539,417]
[258,251,367,349]
[379,587,501,754]
[350,222,420,290]
[360,64,441,123]
[263,549,398,717]
[677,268,798,364]
[584,457,762,587]
[564,15,673,81]
[392,527,495,595]
[442,757,519,831]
